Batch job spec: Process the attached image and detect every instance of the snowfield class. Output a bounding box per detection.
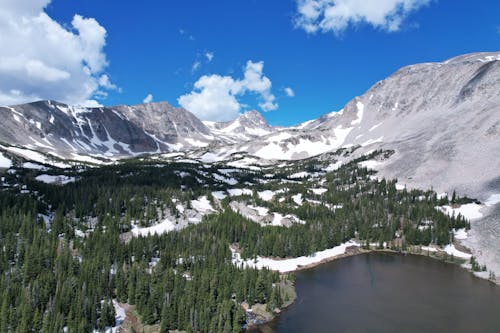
[453,228,468,240]
[358,159,382,170]
[443,244,472,260]
[231,240,360,273]
[35,174,76,185]
[0,153,12,168]
[438,203,484,220]
[191,196,215,213]
[131,219,176,237]
[310,188,327,195]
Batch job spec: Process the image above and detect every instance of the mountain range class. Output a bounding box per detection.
[1,51,499,202]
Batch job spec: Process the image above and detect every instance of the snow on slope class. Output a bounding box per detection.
[0,153,12,168]
[131,219,176,237]
[35,174,76,185]
[231,240,360,273]
[437,203,484,220]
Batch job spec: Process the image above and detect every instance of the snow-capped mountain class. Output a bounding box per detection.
[193,51,500,200]
[203,110,276,143]
[0,51,498,200]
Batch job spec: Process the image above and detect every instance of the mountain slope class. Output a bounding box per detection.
[198,52,500,200]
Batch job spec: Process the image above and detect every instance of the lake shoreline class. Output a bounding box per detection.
[246,243,499,330]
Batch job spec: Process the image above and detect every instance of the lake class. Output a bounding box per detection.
[247,253,500,333]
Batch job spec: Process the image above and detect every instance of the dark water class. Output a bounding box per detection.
[248,253,500,333]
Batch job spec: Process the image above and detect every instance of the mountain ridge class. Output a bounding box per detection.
[0,51,498,200]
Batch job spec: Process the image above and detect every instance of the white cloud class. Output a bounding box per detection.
[295,0,431,35]
[192,61,201,72]
[0,0,113,106]
[284,87,295,97]
[143,93,154,104]
[98,74,117,90]
[178,60,278,121]
[205,52,214,62]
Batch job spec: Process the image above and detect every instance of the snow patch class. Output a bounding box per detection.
[228,188,253,197]
[443,244,472,259]
[191,196,215,213]
[360,136,384,147]
[36,174,76,185]
[292,193,303,205]
[369,122,383,132]
[131,219,176,237]
[453,228,468,240]
[231,240,360,273]
[351,102,364,126]
[438,203,483,220]
[0,153,12,168]
[358,159,382,169]
[485,194,500,207]
[310,188,327,195]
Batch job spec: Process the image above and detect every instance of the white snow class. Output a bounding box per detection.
[351,102,364,126]
[310,188,327,195]
[292,193,303,205]
[272,213,305,226]
[453,228,468,240]
[212,191,227,200]
[184,138,209,148]
[0,153,12,168]
[213,173,238,185]
[438,203,483,220]
[131,219,176,237]
[360,136,384,147]
[191,196,215,213]
[231,240,360,273]
[228,188,253,197]
[3,146,72,168]
[258,190,275,201]
[324,161,343,172]
[35,174,76,185]
[248,205,269,216]
[254,127,353,160]
[266,132,293,142]
[443,244,472,259]
[102,300,126,333]
[176,204,185,214]
[421,245,438,253]
[358,159,381,169]
[395,183,406,190]
[22,162,48,170]
[485,194,500,207]
[289,171,310,179]
[369,122,383,132]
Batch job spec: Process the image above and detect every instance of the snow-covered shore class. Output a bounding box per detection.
[231,240,361,273]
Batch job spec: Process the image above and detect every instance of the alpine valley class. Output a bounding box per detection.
[0,52,499,332]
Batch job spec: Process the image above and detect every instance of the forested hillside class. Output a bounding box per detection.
[0,149,472,332]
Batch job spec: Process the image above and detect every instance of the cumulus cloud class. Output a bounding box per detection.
[0,0,114,106]
[143,93,154,104]
[294,0,431,35]
[284,87,295,97]
[178,61,278,121]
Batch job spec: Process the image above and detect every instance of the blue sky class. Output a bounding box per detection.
[1,1,499,125]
